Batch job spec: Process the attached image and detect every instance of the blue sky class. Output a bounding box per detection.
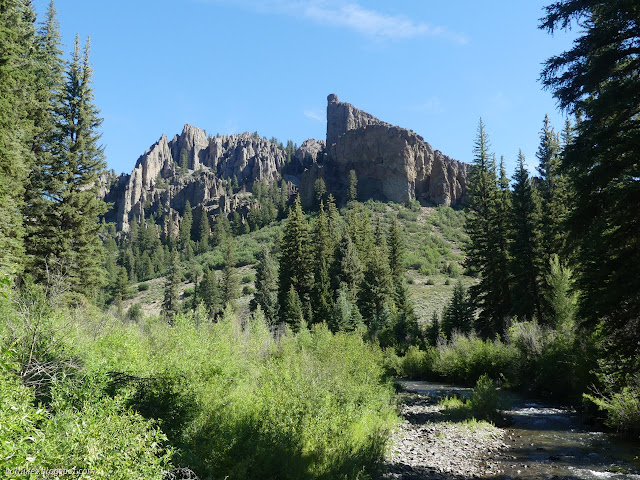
[38,0,577,176]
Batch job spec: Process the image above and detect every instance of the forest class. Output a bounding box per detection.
[1,1,639,479]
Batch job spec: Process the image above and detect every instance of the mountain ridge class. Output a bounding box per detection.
[101,94,469,231]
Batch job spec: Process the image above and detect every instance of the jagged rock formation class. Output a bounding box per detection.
[102,95,469,232]
[108,125,286,231]
[304,94,468,207]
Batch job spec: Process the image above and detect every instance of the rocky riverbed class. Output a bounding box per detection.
[382,391,507,479]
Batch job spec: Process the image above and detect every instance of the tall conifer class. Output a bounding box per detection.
[510,151,544,322]
[277,196,313,319]
[465,120,510,337]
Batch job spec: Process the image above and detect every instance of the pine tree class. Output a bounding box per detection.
[347,169,358,202]
[0,0,38,277]
[278,196,313,318]
[251,246,278,324]
[198,267,220,319]
[510,151,544,322]
[465,120,511,337]
[180,200,193,248]
[23,0,66,278]
[536,115,569,265]
[162,251,180,321]
[314,177,327,209]
[311,203,334,324]
[332,231,363,304]
[359,242,393,332]
[282,285,304,332]
[197,209,210,253]
[212,213,230,247]
[220,235,239,306]
[441,280,473,339]
[540,1,640,378]
[325,194,341,243]
[55,35,108,297]
[428,310,440,346]
[329,288,363,333]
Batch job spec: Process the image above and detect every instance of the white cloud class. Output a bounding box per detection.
[304,108,324,122]
[199,0,467,43]
[408,96,445,114]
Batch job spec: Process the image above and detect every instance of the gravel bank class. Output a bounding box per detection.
[382,392,507,480]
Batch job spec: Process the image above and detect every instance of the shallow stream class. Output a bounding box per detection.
[397,380,640,480]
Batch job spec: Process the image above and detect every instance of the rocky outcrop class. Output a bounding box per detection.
[288,139,326,175]
[318,94,468,207]
[102,95,469,232]
[108,125,286,231]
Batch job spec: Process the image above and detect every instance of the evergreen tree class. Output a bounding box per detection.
[54,35,108,297]
[329,287,363,333]
[428,310,440,346]
[220,235,239,306]
[347,169,358,201]
[277,196,313,318]
[197,209,210,253]
[359,243,393,332]
[180,200,193,248]
[536,115,569,264]
[332,231,363,303]
[0,0,38,276]
[212,213,230,247]
[387,215,408,306]
[311,203,334,324]
[314,177,327,209]
[251,246,278,324]
[282,285,304,332]
[325,194,341,243]
[541,2,640,376]
[198,267,220,319]
[465,120,511,337]
[23,0,66,278]
[179,149,188,173]
[162,251,180,321]
[510,151,544,322]
[441,280,473,339]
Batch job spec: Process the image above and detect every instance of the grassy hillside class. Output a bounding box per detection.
[119,200,471,330]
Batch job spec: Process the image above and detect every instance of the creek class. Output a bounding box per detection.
[397,380,640,480]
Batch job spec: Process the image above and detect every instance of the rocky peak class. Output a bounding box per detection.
[300,94,469,207]
[106,126,287,232]
[326,93,391,150]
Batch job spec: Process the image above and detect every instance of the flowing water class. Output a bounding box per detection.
[397,380,640,480]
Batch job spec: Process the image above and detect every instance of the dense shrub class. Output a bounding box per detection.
[79,308,397,479]
[584,384,640,438]
[432,333,517,385]
[0,359,171,479]
[470,374,499,420]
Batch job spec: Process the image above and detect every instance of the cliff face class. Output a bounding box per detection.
[110,125,285,231]
[102,94,468,232]
[317,94,468,206]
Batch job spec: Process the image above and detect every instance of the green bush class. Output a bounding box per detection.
[242,285,254,295]
[470,374,499,420]
[0,361,172,478]
[87,309,397,479]
[138,282,150,292]
[127,303,144,322]
[584,385,640,437]
[398,346,436,379]
[433,333,517,385]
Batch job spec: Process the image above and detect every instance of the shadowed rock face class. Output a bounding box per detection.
[320,94,468,207]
